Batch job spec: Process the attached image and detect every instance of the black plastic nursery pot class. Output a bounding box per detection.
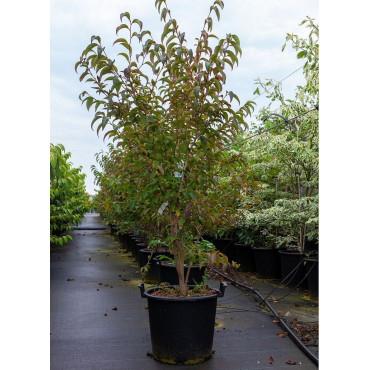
[305,257,318,298]
[252,247,281,279]
[124,234,135,253]
[212,238,235,259]
[139,249,172,284]
[130,237,145,259]
[279,250,308,289]
[134,242,147,264]
[234,243,256,272]
[138,282,227,365]
[118,232,128,245]
[109,224,118,236]
[157,260,206,285]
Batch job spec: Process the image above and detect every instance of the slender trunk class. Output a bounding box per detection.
[170,215,187,295]
[184,261,193,286]
[174,244,186,295]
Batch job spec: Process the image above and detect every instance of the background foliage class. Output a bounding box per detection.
[50,143,89,246]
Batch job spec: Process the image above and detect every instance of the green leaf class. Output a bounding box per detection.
[116,23,129,35]
[120,12,130,22]
[228,91,234,102]
[213,6,220,20]
[132,19,143,30]
[86,97,94,111]
[161,7,168,21]
[189,191,197,200]
[207,17,213,31]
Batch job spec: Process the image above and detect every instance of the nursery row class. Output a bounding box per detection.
[110,228,318,299]
[50,143,90,246]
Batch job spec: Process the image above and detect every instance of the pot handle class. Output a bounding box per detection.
[218,282,227,297]
[138,283,146,298]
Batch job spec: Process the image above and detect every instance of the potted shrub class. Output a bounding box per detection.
[77,0,256,364]
[139,239,172,283]
[50,143,89,246]
[233,18,319,285]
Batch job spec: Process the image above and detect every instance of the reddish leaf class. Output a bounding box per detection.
[268,356,274,364]
[285,360,297,365]
[277,332,287,338]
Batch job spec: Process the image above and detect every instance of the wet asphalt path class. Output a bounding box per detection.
[50,214,317,369]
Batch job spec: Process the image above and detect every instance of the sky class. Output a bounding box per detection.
[50,0,319,195]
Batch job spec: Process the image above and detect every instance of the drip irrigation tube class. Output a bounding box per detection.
[210,267,319,366]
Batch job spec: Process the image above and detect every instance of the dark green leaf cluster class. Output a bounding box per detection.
[50,143,89,246]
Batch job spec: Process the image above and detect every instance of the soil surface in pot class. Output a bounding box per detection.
[151,284,217,298]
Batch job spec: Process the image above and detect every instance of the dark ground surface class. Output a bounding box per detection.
[50,214,318,370]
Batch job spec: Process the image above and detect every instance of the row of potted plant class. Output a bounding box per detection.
[112,227,318,297]
[50,143,89,246]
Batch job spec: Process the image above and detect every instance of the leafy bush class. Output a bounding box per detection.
[77,0,257,294]
[234,18,319,252]
[50,143,89,246]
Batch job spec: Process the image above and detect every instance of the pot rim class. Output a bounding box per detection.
[304,257,319,262]
[138,282,227,301]
[278,250,305,255]
[251,246,278,250]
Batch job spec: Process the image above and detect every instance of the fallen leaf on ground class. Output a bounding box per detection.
[104,284,109,287]
[268,356,274,364]
[272,319,279,323]
[98,282,103,285]
[277,332,287,338]
[121,278,130,281]
[112,307,117,310]
[67,278,74,281]
[285,360,297,365]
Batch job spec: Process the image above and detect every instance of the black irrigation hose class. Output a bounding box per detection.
[260,257,307,304]
[275,261,317,301]
[210,267,319,366]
